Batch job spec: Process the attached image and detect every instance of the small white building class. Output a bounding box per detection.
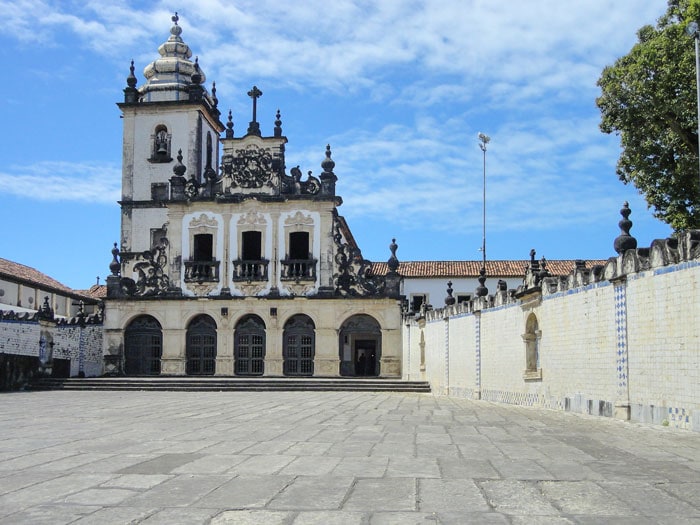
[372,259,607,312]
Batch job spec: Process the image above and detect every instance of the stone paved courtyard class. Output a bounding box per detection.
[0,391,698,524]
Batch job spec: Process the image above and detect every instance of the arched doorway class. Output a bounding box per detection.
[283,314,315,376]
[124,315,162,376]
[339,314,381,377]
[234,315,266,376]
[186,315,217,375]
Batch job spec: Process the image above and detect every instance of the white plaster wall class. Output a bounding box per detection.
[131,111,194,201]
[536,284,618,402]
[479,303,525,400]
[129,208,169,252]
[0,321,40,356]
[403,277,522,308]
[448,313,477,398]
[0,280,19,307]
[626,264,700,420]
[414,258,699,430]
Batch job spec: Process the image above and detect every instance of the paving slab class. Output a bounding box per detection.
[0,390,697,523]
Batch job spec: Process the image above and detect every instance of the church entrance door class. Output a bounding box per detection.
[283,315,315,376]
[354,339,377,377]
[124,315,162,376]
[339,314,381,377]
[234,315,266,376]
[186,315,217,375]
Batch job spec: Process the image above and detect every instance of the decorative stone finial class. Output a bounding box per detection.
[109,242,120,276]
[226,110,234,138]
[614,201,637,255]
[274,109,282,138]
[127,60,137,88]
[39,296,54,321]
[445,281,456,305]
[173,149,187,177]
[191,57,202,84]
[475,266,488,297]
[387,238,399,273]
[170,12,182,40]
[123,59,139,103]
[321,144,335,173]
[211,82,218,107]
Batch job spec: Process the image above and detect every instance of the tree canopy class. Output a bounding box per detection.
[597,0,700,230]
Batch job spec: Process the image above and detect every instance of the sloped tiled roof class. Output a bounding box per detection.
[0,258,99,302]
[75,284,108,299]
[370,259,608,278]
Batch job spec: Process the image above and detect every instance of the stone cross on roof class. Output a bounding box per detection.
[247,86,263,136]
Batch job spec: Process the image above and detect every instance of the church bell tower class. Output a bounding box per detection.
[118,13,224,256]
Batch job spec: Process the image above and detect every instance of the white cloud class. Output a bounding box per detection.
[0,161,121,203]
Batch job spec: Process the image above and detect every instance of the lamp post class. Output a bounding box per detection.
[476,132,490,298]
[687,21,700,191]
[477,133,490,269]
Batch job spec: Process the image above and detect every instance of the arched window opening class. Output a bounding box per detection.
[124,315,162,376]
[151,125,172,162]
[283,315,315,376]
[186,315,217,375]
[235,315,266,376]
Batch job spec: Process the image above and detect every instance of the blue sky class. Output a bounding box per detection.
[0,1,674,290]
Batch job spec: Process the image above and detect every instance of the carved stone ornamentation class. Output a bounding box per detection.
[122,240,171,297]
[332,214,386,297]
[237,211,267,227]
[281,166,321,195]
[226,144,274,188]
[284,211,314,227]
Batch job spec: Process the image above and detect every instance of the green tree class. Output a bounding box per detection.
[597,0,700,230]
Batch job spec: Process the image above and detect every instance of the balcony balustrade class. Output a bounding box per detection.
[281,258,317,281]
[232,259,269,282]
[184,260,220,282]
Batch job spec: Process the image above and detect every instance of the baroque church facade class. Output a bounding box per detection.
[103,15,402,378]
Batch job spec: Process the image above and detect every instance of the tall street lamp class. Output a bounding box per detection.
[686,21,700,192]
[476,132,490,297]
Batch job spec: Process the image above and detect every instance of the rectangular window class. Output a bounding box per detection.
[242,231,262,260]
[456,294,471,304]
[193,234,213,261]
[289,232,309,259]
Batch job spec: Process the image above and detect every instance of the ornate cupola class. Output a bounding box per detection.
[139,13,208,104]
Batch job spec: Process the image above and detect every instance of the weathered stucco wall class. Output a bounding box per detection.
[404,231,700,431]
[0,311,104,388]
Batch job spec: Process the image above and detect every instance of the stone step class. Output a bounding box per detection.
[28,377,431,393]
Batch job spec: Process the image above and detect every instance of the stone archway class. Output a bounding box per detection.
[339,314,381,377]
[234,315,266,376]
[283,314,315,376]
[186,315,217,375]
[124,315,162,376]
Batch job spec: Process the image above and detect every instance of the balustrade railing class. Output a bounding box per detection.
[184,260,220,282]
[232,259,269,281]
[281,259,317,281]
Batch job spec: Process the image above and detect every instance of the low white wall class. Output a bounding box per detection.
[405,234,700,431]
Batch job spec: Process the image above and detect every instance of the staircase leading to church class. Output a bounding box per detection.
[28,377,431,393]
